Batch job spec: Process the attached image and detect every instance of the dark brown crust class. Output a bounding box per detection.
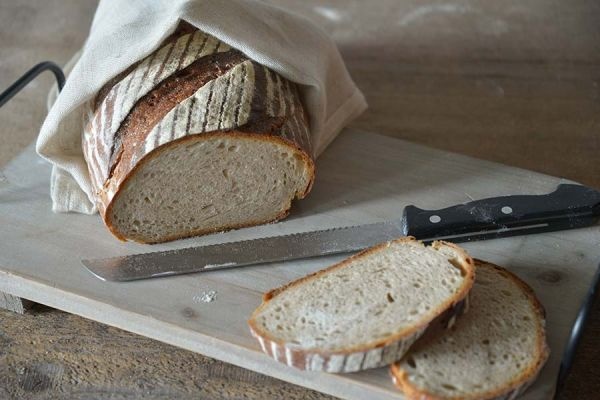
[247,238,475,370]
[390,260,550,400]
[103,131,315,244]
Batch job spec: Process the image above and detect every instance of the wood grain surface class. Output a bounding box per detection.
[0,292,34,314]
[0,1,598,399]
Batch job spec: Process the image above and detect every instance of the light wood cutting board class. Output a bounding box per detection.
[0,129,598,400]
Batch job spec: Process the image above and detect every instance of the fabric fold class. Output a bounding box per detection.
[37,0,367,214]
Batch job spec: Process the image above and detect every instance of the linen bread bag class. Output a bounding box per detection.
[37,0,367,243]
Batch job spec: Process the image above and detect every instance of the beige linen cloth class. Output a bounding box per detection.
[37,0,367,214]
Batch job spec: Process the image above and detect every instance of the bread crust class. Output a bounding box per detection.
[83,23,314,243]
[390,259,550,400]
[247,237,475,372]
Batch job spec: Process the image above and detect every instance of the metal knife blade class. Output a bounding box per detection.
[83,221,406,282]
[82,184,600,281]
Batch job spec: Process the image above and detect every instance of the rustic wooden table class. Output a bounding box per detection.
[1,1,598,399]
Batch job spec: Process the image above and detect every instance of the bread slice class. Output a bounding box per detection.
[83,22,314,243]
[248,238,475,373]
[390,260,549,400]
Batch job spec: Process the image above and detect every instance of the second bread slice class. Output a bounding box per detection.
[248,237,475,372]
[390,260,549,399]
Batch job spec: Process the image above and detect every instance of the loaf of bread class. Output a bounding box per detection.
[391,260,549,400]
[82,22,314,243]
[248,238,475,373]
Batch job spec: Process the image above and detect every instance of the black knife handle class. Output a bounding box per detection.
[404,184,600,242]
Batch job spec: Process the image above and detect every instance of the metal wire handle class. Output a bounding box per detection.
[0,61,65,108]
[556,262,600,394]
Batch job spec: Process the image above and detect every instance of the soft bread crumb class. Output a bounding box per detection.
[108,135,311,243]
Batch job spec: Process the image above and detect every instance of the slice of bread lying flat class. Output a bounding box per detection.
[248,237,475,373]
[391,260,549,400]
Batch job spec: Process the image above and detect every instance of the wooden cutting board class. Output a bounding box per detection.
[1,129,598,400]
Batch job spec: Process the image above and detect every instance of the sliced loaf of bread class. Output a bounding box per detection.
[248,237,475,373]
[390,260,549,400]
[83,22,314,243]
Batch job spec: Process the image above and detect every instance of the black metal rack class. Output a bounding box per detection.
[0,61,64,107]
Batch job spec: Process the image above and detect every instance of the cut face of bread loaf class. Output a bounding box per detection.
[248,238,475,373]
[391,260,549,400]
[82,22,313,243]
[109,134,311,242]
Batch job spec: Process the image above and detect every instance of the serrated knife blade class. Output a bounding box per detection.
[82,221,405,282]
[82,184,600,281]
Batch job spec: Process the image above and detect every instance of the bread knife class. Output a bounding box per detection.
[82,183,600,281]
